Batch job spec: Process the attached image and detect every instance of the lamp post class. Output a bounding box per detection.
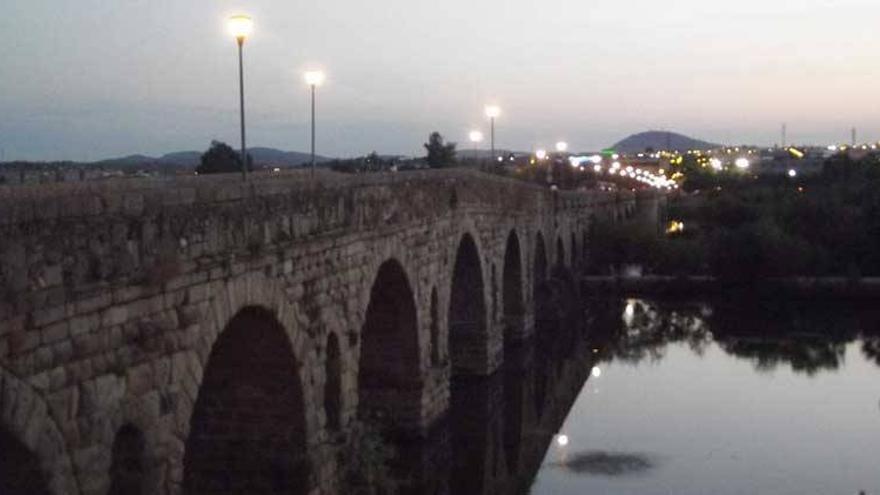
[227,15,254,181]
[485,105,501,161]
[304,70,326,177]
[469,130,484,166]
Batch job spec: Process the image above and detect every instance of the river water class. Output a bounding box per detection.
[394,298,880,495]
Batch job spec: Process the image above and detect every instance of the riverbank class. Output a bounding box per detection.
[581,275,880,300]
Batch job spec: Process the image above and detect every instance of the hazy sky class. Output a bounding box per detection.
[2,0,879,161]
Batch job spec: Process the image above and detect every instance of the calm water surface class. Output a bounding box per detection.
[530,299,880,495]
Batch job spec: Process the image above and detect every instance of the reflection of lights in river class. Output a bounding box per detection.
[623,299,636,326]
[591,366,602,378]
[556,434,569,447]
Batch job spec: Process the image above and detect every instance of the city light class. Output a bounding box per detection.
[227,15,254,41]
[469,130,484,143]
[556,141,568,153]
[735,158,750,170]
[788,169,797,178]
[591,366,602,378]
[535,149,548,160]
[710,158,723,171]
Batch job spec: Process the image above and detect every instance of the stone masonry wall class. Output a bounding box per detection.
[0,168,646,494]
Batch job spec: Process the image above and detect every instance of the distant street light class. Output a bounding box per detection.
[304,70,326,176]
[536,149,548,161]
[485,105,501,161]
[469,130,484,162]
[556,141,568,153]
[227,15,254,181]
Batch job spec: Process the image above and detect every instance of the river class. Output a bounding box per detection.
[391,298,880,494]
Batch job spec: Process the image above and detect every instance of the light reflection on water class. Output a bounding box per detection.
[530,299,880,495]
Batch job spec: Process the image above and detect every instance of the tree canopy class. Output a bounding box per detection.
[196,140,253,175]
[424,132,456,168]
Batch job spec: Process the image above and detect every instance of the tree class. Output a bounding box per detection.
[424,132,456,168]
[196,140,253,175]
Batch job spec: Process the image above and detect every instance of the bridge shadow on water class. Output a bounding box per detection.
[384,291,614,495]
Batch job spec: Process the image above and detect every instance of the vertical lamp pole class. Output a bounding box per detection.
[485,105,501,162]
[228,15,254,181]
[304,71,326,177]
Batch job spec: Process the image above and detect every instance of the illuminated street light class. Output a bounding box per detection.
[304,70,326,176]
[556,141,568,153]
[485,105,501,160]
[469,130,484,161]
[227,14,254,181]
[788,169,797,178]
[535,149,548,160]
[735,158,750,170]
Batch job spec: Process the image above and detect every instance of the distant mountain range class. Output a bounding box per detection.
[612,131,721,154]
[95,147,332,168]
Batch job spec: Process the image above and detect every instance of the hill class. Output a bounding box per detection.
[94,148,331,168]
[612,131,721,154]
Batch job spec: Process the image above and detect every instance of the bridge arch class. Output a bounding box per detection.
[183,305,310,495]
[359,258,422,430]
[0,369,76,495]
[448,232,489,375]
[502,230,525,343]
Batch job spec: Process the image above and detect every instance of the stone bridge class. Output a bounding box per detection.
[0,169,658,494]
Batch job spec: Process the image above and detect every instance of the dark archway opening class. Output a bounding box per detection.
[502,231,525,343]
[570,233,577,272]
[448,233,488,376]
[109,424,145,495]
[359,259,421,431]
[325,333,342,433]
[0,427,49,495]
[183,306,309,495]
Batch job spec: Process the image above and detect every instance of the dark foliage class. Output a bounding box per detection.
[196,140,253,175]
[424,132,456,168]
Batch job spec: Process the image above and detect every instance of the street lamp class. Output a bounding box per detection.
[485,105,501,160]
[556,141,568,153]
[304,70,326,176]
[227,15,254,181]
[469,130,484,163]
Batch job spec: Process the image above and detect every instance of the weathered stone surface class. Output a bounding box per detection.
[0,169,660,494]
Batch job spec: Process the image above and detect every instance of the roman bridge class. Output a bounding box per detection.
[0,168,659,495]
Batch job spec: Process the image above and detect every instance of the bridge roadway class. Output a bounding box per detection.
[0,168,657,494]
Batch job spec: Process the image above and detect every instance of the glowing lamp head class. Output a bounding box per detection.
[535,149,547,160]
[788,169,797,178]
[469,130,484,143]
[555,141,569,153]
[735,158,750,170]
[485,105,501,119]
[227,15,254,42]
[304,70,326,87]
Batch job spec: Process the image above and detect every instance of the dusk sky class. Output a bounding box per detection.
[2,0,879,161]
